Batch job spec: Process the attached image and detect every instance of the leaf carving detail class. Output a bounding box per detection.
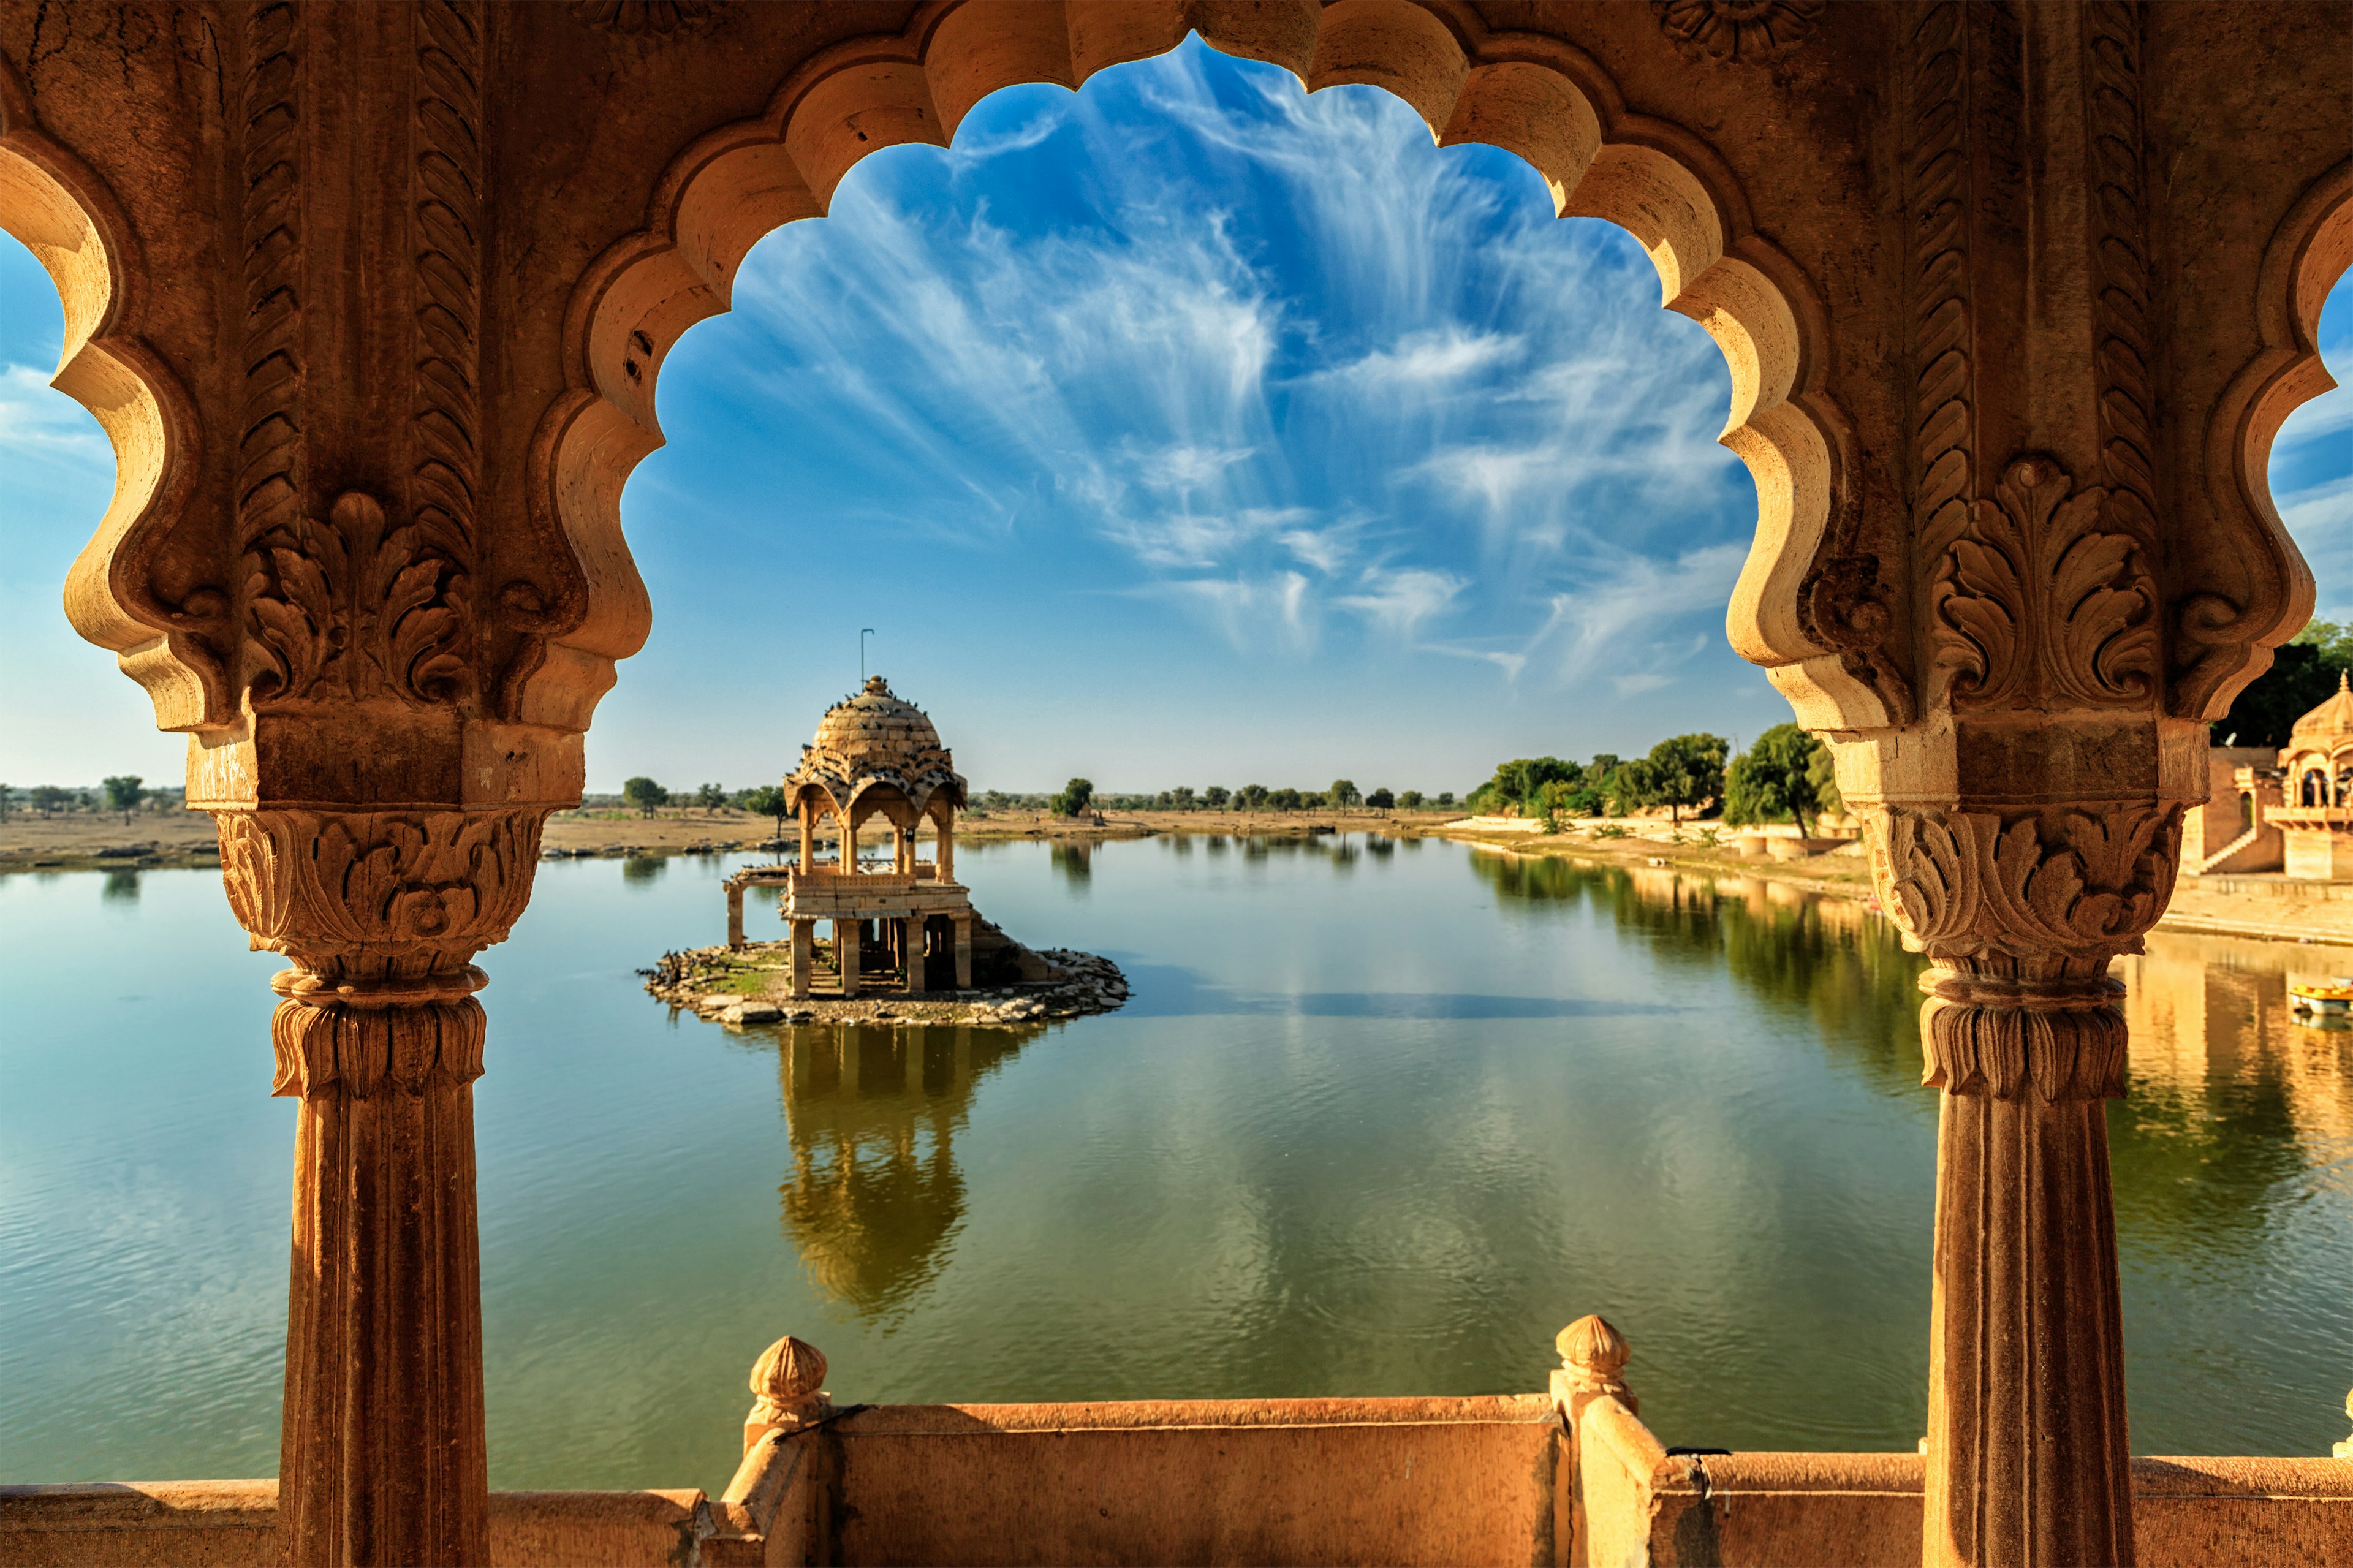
[1929,456,2157,711]
[244,491,468,705]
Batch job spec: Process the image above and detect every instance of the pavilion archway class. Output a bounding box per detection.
[5,6,2350,1567]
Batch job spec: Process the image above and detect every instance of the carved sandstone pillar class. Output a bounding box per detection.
[1868,795,2169,1566]
[1827,6,2309,1561]
[44,5,621,1561]
[220,808,547,1567]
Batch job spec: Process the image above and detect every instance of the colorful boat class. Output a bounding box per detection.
[2287,978,2353,1013]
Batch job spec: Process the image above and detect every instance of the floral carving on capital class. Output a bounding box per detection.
[214,807,546,978]
[1866,803,2181,968]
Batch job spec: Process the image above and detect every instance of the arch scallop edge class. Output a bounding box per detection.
[532,0,1900,738]
[2173,155,2353,722]
[0,55,224,733]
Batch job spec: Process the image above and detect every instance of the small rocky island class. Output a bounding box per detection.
[645,676,1127,1030]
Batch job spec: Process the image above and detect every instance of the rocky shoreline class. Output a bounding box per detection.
[642,941,1130,1029]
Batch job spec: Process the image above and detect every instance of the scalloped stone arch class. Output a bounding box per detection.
[0,59,219,734]
[530,0,1884,740]
[2177,156,2353,719]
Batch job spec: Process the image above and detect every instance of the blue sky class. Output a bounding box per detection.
[4,39,2349,794]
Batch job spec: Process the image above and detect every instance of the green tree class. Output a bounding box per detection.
[1270,787,1302,811]
[1725,724,1830,834]
[1642,734,1729,827]
[1436,791,1455,808]
[1398,790,1423,811]
[0,784,12,820]
[1365,787,1395,810]
[1327,779,1361,808]
[29,785,68,816]
[694,781,727,809]
[1605,759,1656,817]
[1171,786,1196,811]
[741,784,790,841]
[1468,756,1582,816]
[1239,784,1269,809]
[1052,778,1095,818]
[621,776,669,817]
[1203,785,1230,809]
[1806,742,1844,823]
[102,775,145,825]
[2210,620,2353,748]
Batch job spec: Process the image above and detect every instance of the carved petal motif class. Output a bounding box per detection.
[1651,0,1824,61]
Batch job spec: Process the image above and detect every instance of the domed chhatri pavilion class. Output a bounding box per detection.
[727,678,978,996]
[2240,672,2353,881]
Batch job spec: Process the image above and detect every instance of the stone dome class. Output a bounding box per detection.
[2291,670,2353,741]
[810,676,945,765]
[786,676,966,819]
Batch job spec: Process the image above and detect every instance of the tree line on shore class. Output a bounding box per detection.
[1033,779,1458,819]
[0,777,179,827]
[1467,725,1845,835]
[593,775,1463,831]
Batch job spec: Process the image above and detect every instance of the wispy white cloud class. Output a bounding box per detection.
[667,34,1761,728]
[1335,564,1466,637]
[0,363,108,460]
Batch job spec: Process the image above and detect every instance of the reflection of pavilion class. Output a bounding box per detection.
[2116,933,2353,1156]
[774,1024,1031,1316]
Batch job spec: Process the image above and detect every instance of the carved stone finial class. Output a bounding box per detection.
[1556,1314,1634,1415]
[745,1335,828,1448]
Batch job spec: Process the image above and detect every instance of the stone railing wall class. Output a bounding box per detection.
[9,1324,2348,1568]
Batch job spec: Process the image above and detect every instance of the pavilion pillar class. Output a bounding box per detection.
[789,920,814,1001]
[837,918,861,997]
[953,914,973,990]
[938,812,955,881]
[799,808,814,871]
[903,919,922,993]
[726,882,746,950]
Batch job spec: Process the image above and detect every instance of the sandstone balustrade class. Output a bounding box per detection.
[6,1322,2347,1567]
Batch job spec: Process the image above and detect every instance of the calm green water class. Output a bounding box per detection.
[2,836,2348,1497]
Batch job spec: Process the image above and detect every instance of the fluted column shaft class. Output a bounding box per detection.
[1919,960,2134,1565]
[274,971,490,1566]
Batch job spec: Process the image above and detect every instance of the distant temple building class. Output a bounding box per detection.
[727,677,979,994]
[2188,673,2353,880]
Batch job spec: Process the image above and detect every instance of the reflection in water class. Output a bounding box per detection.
[767,1023,1038,1317]
[1468,850,1928,1090]
[2116,936,2353,1225]
[621,855,665,886]
[1050,843,1093,885]
[100,869,140,903]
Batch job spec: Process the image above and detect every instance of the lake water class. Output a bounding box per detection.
[3,836,2349,1498]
